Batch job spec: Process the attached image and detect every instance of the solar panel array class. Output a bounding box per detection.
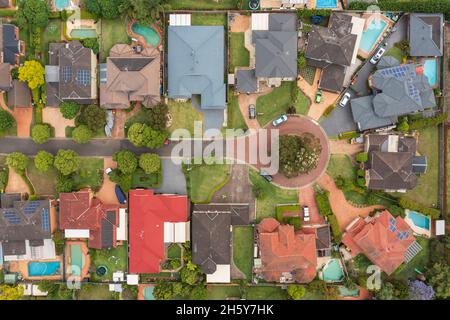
[76,69,91,86]
[397,231,409,240]
[380,65,422,104]
[389,217,397,232]
[379,65,408,78]
[62,66,72,82]
[41,208,50,232]
[24,201,41,215]
[4,211,20,225]
[406,78,422,103]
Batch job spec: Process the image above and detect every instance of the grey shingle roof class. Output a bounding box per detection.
[409,13,443,57]
[0,62,11,91]
[236,69,258,93]
[168,26,226,110]
[7,79,31,107]
[377,56,401,69]
[350,96,395,131]
[319,64,346,92]
[0,24,21,65]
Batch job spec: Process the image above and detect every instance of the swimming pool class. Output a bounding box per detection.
[423,59,438,87]
[70,244,84,276]
[28,261,61,277]
[322,259,344,282]
[55,0,69,10]
[408,211,430,230]
[144,286,155,300]
[131,22,161,47]
[70,28,97,39]
[359,19,388,53]
[315,0,337,9]
[338,286,360,297]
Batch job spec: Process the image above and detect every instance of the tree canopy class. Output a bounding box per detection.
[72,125,93,144]
[0,285,24,300]
[287,285,306,300]
[18,60,45,90]
[83,0,121,19]
[127,123,167,149]
[54,149,81,176]
[139,153,161,174]
[6,152,29,174]
[77,105,107,133]
[31,124,51,144]
[60,102,80,120]
[427,262,450,299]
[16,0,50,29]
[0,110,15,133]
[113,151,137,175]
[34,151,54,172]
[119,0,164,24]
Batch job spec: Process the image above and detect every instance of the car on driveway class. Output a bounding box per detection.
[105,167,113,175]
[272,114,288,127]
[339,92,351,108]
[249,104,256,119]
[315,90,322,103]
[260,170,273,182]
[115,185,127,204]
[370,47,386,64]
[303,206,310,222]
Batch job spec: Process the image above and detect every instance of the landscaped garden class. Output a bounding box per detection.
[233,226,254,280]
[41,19,62,64]
[90,244,128,282]
[229,33,249,72]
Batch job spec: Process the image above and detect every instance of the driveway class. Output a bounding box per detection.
[191,96,224,132]
[112,103,142,139]
[43,107,75,138]
[320,100,358,137]
[1,93,32,138]
[154,158,187,195]
[95,157,120,205]
[298,186,325,226]
[236,84,273,130]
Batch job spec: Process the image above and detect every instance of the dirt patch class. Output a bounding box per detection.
[43,107,75,138]
[230,15,250,33]
[95,157,120,205]
[6,169,30,194]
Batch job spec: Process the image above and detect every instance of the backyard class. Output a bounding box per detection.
[167,0,237,9]
[167,100,204,135]
[100,19,130,62]
[72,157,104,192]
[391,237,430,282]
[233,226,254,280]
[256,82,310,126]
[191,13,227,26]
[89,244,128,282]
[249,169,298,221]
[185,164,231,203]
[246,286,288,300]
[207,285,241,300]
[229,33,249,72]
[41,19,62,64]
[76,284,119,300]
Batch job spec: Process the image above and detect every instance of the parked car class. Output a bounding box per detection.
[303,206,310,222]
[260,170,273,182]
[370,47,386,64]
[249,104,256,119]
[105,167,113,175]
[339,92,351,108]
[272,114,288,127]
[115,185,127,204]
[315,90,322,103]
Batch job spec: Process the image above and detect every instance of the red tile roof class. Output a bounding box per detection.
[342,210,415,275]
[257,218,317,283]
[129,189,189,274]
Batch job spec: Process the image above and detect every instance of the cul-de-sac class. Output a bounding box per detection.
[0,0,448,301]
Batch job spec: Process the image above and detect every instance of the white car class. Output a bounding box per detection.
[105,168,113,175]
[370,47,386,64]
[303,206,310,222]
[272,114,288,127]
[339,92,351,108]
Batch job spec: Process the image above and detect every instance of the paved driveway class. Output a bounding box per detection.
[95,157,120,205]
[43,107,75,138]
[155,159,187,195]
[320,102,358,137]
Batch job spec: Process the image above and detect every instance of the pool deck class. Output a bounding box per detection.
[138,284,155,300]
[404,209,431,237]
[65,241,91,281]
[127,20,163,50]
[7,256,63,281]
[357,13,394,59]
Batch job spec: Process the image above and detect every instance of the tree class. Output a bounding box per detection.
[396,118,409,132]
[355,152,368,163]
[0,110,15,133]
[34,151,54,172]
[84,0,121,19]
[0,285,24,300]
[180,262,201,286]
[139,153,161,174]
[72,125,93,144]
[287,285,306,300]
[18,60,45,90]
[77,105,107,133]
[60,102,80,120]
[375,282,395,300]
[55,174,73,193]
[153,281,174,300]
[127,123,168,149]
[16,0,50,29]
[31,124,51,144]
[81,38,100,54]
[427,262,450,299]
[190,285,207,300]
[6,152,29,174]
[408,280,435,300]
[54,149,80,176]
[147,103,169,131]
[119,0,164,24]
[113,151,137,175]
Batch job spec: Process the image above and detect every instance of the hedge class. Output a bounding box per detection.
[408,112,447,130]
[0,9,16,17]
[315,191,333,216]
[297,9,332,18]
[322,104,336,118]
[398,198,441,219]
[327,214,342,243]
[356,152,368,163]
[339,131,360,140]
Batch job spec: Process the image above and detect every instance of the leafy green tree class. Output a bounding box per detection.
[55,174,74,193]
[147,103,169,131]
[16,0,50,29]
[396,118,409,132]
[180,262,201,286]
[119,0,164,24]
[34,151,54,172]
[113,151,137,175]
[0,110,15,133]
[84,0,121,19]
[127,123,168,149]
[427,262,450,299]
[6,152,29,174]
[60,102,80,120]
[77,105,107,133]
[31,124,51,144]
[72,125,93,144]
[375,282,395,300]
[153,281,174,300]
[0,285,24,300]
[81,38,100,54]
[54,149,80,176]
[287,285,306,300]
[18,60,45,90]
[139,153,161,174]
[190,285,207,300]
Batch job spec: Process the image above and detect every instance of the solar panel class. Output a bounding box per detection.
[4,211,20,225]
[76,69,91,86]
[24,201,41,215]
[41,208,50,232]
[62,66,72,82]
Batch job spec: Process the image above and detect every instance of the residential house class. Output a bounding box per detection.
[0,23,25,66]
[408,13,444,57]
[0,0,12,8]
[255,218,317,283]
[351,62,436,131]
[305,13,364,92]
[168,26,225,110]
[301,225,332,258]
[0,193,55,262]
[100,44,161,109]
[45,41,98,107]
[364,134,426,192]
[59,190,127,249]
[7,80,31,108]
[342,210,422,275]
[128,189,190,274]
[192,203,250,283]
[0,62,11,91]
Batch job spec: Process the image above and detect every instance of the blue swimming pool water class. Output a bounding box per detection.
[144,287,155,300]
[423,59,437,87]
[28,261,61,277]
[55,0,69,10]
[322,259,344,282]
[70,29,97,39]
[131,23,161,47]
[359,19,388,52]
[315,0,337,9]
[338,286,360,297]
[408,211,430,230]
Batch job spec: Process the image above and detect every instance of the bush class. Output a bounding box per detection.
[139,153,161,174]
[356,169,365,177]
[0,168,8,192]
[127,122,168,149]
[287,285,306,300]
[54,149,80,176]
[34,151,54,172]
[77,104,106,133]
[322,104,336,118]
[72,125,93,144]
[408,112,447,130]
[81,38,99,54]
[113,151,137,175]
[356,177,366,188]
[6,152,29,174]
[55,174,73,193]
[315,191,333,216]
[0,110,15,133]
[252,184,263,199]
[388,205,405,218]
[60,102,80,119]
[355,152,368,163]
[31,124,51,144]
[335,176,354,191]
[327,214,342,243]
[398,198,441,219]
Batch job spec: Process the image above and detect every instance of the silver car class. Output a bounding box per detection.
[272,114,288,127]
[339,92,351,107]
[370,47,386,64]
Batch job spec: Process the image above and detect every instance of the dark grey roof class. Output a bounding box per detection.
[101,211,116,249]
[377,56,401,69]
[412,156,427,174]
[192,211,231,275]
[315,225,331,251]
[2,240,26,256]
[7,79,31,107]
[409,13,443,57]
[110,57,154,72]
[319,64,346,92]
[0,24,21,65]
[236,69,258,93]
[193,203,250,226]
[253,13,298,78]
[350,96,396,131]
[0,0,10,8]
[0,193,20,209]
[0,63,11,91]
[168,26,226,110]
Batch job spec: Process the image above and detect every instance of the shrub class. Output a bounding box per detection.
[72,125,93,144]
[338,131,360,140]
[54,149,80,176]
[6,152,29,174]
[387,205,405,218]
[287,285,306,300]
[77,104,106,133]
[34,151,54,172]
[31,124,51,144]
[139,153,161,174]
[113,151,137,175]
[0,110,15,133]
[252,184,263,199]
[55,174,74,193]
[356,169,365,177]
[81,38,99,54]
[315,191,333,216]
[60,102,80,119]
[355,152,368,163]
[327,214,342,243]
[356,177,366,188]
[408,112,447,130]
[398,198,441,219]
[127,123,168,149]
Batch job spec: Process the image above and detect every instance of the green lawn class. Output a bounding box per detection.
[395,127,438,207]
[249,169,298,221]
[76,284,118,300]
[131,168,161,189]
[256,82,310,127]
[72,158,104,192]
[191,13,227,26]
[391,237,430,281]
[327,154,356,180]
[167,99,204,136]
[229,33,249,72]
[167,0,237,9]
[246,286,288,300]
[89,244,128,282]
[207,285,242,300]
[233,226,254,280]
[100,19,130,62]
[227,92,248,131]
[385,46,403,63]
[27,161,58,196]
[448,135,450,217]
[186,164,231,203]
[41,19,62,64]
[168,244,182,259]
